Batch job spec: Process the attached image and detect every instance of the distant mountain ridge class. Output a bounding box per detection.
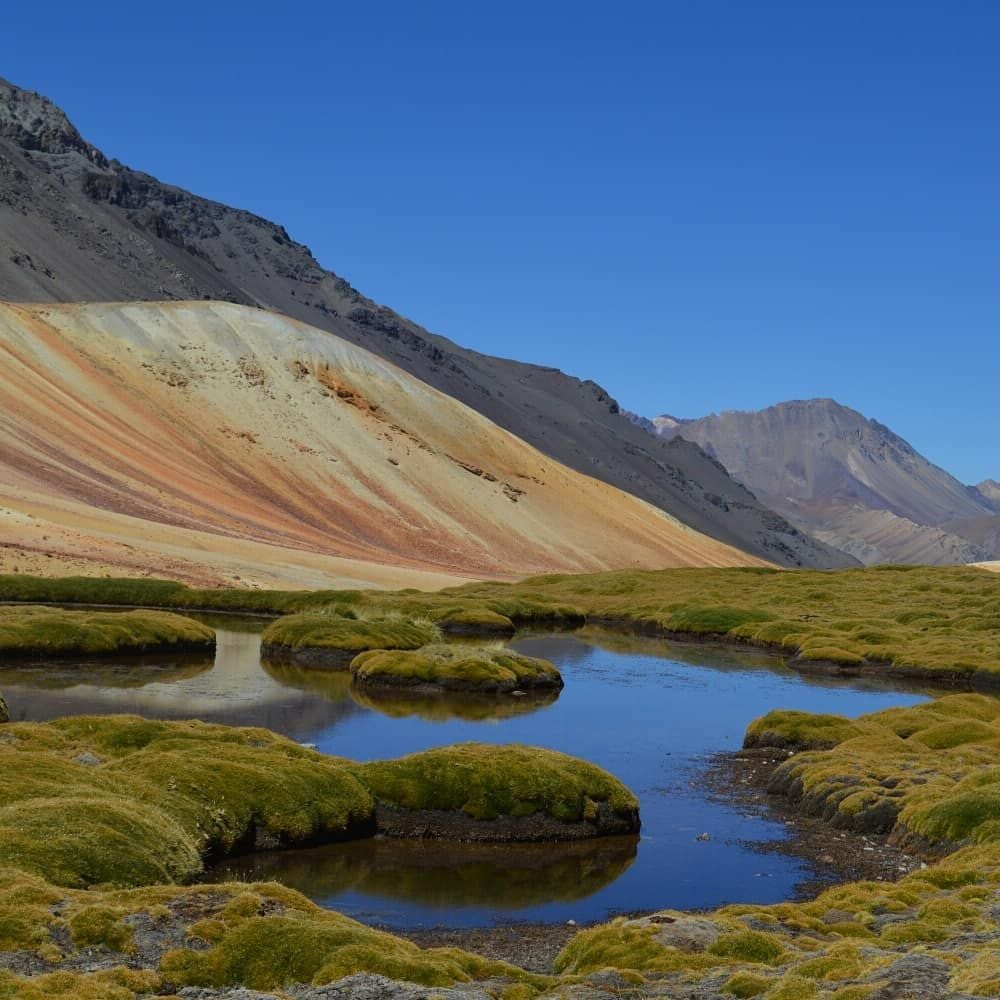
[651,398,1000,566]
[0,76,852,569]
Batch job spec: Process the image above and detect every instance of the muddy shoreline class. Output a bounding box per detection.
[393,746,926,972]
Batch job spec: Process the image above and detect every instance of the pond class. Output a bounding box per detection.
[0,620,929,929]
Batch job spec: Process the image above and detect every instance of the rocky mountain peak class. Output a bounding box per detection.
[975,480,1000,510]
[0,78,107,166]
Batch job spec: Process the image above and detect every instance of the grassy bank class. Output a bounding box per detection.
[0,606,215,658]
[3,564,998,682]
[554,692,1000,998]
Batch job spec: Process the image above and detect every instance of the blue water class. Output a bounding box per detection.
[3,625,929,929]
[216,631,929,928]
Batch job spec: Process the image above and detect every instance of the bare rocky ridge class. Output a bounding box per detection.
[653,398,1000,565]
[0,76,851,569]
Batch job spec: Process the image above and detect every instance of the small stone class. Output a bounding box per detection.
[695,832,711,841]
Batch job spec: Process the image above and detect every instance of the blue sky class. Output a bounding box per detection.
[5,2,998,483]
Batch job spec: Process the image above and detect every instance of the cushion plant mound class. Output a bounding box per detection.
[0,876,545,996]
[747,693,1000,845]
[260,611,438,668]
[350,643,563,694]
[354,743,640,841]
[0,716,374,888]
[437,608,516,635]
[0,606,214,659]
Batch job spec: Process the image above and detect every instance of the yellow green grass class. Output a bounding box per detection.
[261,609,438,661]
[0,606,214,658]
[4,564,998,682]
[350,643,563,693]
[355,743,638,825]
[553,693,1000,998]
[0,717,637,891]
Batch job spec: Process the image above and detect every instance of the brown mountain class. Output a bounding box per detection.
[654,399,998,566]
[0,301,766,588]
[0,76,851,569]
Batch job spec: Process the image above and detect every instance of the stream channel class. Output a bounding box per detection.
[0,617,929,929]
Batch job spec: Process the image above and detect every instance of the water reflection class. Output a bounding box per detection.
[0,628,358,736]
[0,620,937,928]
[350,685,559,722]
[208,835,637,913]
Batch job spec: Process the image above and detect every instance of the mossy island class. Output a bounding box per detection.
[260,610,438,668]
[355,743,639,841]
[350,643,564,695]
[0,716,638,894]
[0,606,215,660]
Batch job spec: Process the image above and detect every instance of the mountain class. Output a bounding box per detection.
[0,301,766,588]
[974,480,1000,510]
[0,76,852,570]
[653,399,999,566]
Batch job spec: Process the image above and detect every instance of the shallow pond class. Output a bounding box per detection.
[0,621,930,929]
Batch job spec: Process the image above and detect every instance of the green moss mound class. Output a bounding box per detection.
[0,716,374,888]
[356,743,638,826]
[438,608,516,634]
[744,710,869,750]
[0,606,214,658]
[261,611,438,665]
[350,643,563,694]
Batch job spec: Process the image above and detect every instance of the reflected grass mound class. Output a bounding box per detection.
[355,743,640,841]
[261,610,438,668]
[260,660,354,703]
[0,606,215,659]
[351,684,559,722]
[350,643,563,694]
[0,656,213,691]
[207,835,638,910]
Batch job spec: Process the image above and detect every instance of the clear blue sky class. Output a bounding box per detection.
[6,2,998,483]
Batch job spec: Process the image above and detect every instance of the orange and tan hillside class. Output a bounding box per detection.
[0,302,765,588]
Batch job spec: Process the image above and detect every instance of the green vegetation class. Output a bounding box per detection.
[261,609,438,663]
[0,717,638,891]
[1,566,1000,995]
[4,564,998,682]
[0,716,372,887]
[751,693,1000,846]
[0,606,214,658]
[0,875,546,996]
[355,743,638,826]
[350,643,563,693]
[438,607,516,634]
[553,692,1000,999]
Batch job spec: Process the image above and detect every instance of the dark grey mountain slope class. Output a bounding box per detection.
[0,77,852,568]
